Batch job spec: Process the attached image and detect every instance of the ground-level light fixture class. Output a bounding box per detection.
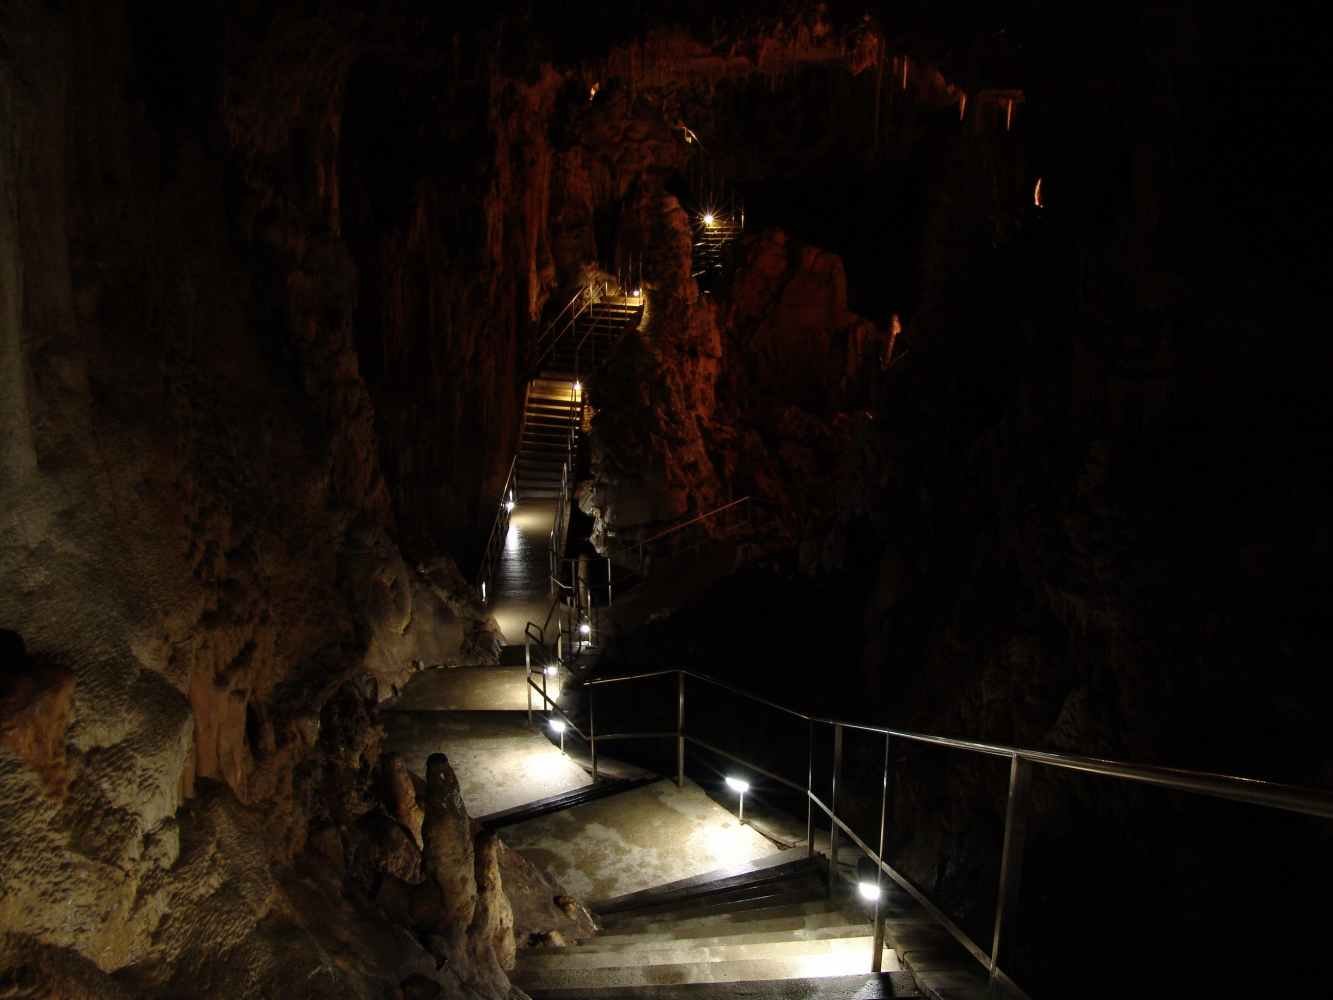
[856,856,882,904]
[549,717,566,752]
[702,212,715,226]
[573,380,582,393]
[579,621,591,637]
[725,776,750,822]
[480,581,486,603]
[544,664,558,677]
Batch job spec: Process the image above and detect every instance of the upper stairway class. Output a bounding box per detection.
[692,211,742,284]
[541,297,644,380]
[518,377,581,502]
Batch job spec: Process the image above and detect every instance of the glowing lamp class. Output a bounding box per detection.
[549,718,566,734]
[505,500,515,512]
[702,212,715,226]
[858,881,881,902]
[725,776,750,822]
[480,581,486,603]
[573,380,582,393]
[544,665,558,677]
[579,622,591,637]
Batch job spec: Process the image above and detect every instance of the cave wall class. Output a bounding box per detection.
[0,2,541,993]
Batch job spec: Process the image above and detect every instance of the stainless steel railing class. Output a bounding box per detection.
[525,666,1333,998]
[607,496,760,575]
[475,455,517,605]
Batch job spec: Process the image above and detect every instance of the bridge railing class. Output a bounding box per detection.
[607,496,762,576]
[519,667,1333,998]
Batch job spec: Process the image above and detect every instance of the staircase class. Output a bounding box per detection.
[517,377,581,502]
[542,296,644,379]
[515,850,918,997]
[692,211,742,283]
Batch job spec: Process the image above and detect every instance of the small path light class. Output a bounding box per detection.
[725,776,750,822]
[549,717,566,753]
[579,621,591,637]
[544,664,558,677]
[856,855,883,904]
[702,212,715,227]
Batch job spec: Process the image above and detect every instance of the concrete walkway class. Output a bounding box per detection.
[491,499,559,644]
[383,711,591,817]
[500,778,780,902]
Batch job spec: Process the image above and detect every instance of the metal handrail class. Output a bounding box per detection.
[475,455,517,603]
[531,284,592,374]
[575,666,1333,995]
[608,497,758,575]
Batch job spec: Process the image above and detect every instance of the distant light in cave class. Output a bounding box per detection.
[1034,177,1044,208]
[589,82,599,101]
[505,499,515,512]
[544,664,558,677]
[702,212,715,227]
[549,718,566,734]
[579,621,591,636]
[481,581,486,603]
[573,380,582,394]
[858,880,881,902]
[631,287,642,298]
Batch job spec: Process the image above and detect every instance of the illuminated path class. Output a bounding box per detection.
[490,497,560,645]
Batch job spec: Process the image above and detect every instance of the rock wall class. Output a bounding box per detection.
[0,2,542,994]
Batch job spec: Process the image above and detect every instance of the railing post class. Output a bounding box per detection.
[989,754,1031,993]
[589,687,598,783]
[676,671,686,788]
[871,732,891,972]
[525,637,533,726]
[806,719,815,858]
[828,722,843,897]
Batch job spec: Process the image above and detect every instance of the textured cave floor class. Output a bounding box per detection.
[491,499,559,644]
[499,778,780,903]
[382,710,591,817]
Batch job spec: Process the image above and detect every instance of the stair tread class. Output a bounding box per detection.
[526,920,873,957]
[593,848,819,913]
[524,972,920,998]
[515,947,899,991]
[602,898,857,935]
[517,935,890,973]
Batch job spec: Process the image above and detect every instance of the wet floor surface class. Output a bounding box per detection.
[500,778,781,902]
[383,710,592,817]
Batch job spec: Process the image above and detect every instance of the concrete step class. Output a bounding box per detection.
[530,918,872,956]
[524,972,920,999]
[593,848,821,915]
[601,898,855,937]
[477,775,657,830]
[386,666,533,711]
[514,940,898,992]
[599,879,828,929]
[518,935,893,974]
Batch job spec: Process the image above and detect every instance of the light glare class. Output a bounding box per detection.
[549,718,566,734]
[858,880,881,902]
[544,665,558,677]
[725,776,750,793]
[579,622,591,636]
